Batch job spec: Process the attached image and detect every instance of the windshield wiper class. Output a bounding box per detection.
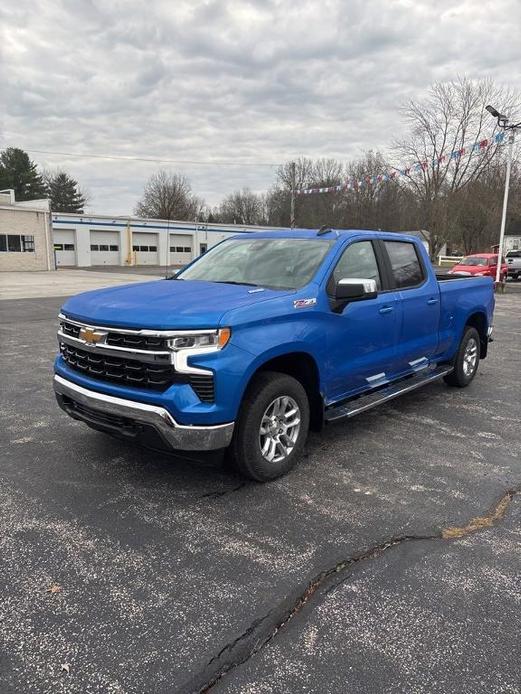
[213,280,261,287]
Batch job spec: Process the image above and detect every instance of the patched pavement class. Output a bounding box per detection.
[0,291,520,693]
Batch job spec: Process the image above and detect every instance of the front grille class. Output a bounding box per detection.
[106,333,168,350]
[59,317,216,401]
[60,343,176,390]
[59,319,168,351]
[61,321,81,339]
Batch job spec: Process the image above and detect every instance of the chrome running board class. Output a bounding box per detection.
[325,366,453,422]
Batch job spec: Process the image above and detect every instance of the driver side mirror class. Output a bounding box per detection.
[335,277,378,301]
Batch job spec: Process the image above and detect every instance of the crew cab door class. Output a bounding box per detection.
[325,239,401,401]
[381,239,440,374]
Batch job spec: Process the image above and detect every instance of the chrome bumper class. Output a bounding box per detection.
[53,375,234,451]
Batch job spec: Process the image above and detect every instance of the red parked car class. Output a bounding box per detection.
[449,253,508,281]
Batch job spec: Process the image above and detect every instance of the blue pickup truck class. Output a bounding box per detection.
[54,229,495,481]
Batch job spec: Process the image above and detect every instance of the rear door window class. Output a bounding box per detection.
[384,241,424,289]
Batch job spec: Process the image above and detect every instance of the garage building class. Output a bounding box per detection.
[51,213,270,269]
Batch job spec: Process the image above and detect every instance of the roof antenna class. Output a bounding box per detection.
[317,225,332,236]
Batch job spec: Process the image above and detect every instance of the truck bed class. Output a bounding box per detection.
[436,274,494,358]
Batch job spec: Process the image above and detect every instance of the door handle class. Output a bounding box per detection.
[379,306,393,314]
[427,298,438,305]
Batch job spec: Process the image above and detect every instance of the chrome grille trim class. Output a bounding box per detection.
[58,331,172,364]
[58,314,218,339]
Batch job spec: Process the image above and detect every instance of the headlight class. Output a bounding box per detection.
[167,328,231,351]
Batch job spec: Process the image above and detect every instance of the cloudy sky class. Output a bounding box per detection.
[2,0,521,215]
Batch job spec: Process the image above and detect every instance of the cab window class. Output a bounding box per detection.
[332,241,381,289]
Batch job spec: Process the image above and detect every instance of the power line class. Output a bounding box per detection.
[21,148,281,168]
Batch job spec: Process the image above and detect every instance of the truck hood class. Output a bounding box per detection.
[61,279,292,329]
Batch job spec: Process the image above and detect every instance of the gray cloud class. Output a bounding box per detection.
[2,0,521,214]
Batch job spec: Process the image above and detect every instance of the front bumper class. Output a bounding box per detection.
[53,375,235,451]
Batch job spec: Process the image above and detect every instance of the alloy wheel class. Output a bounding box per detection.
[259,395,301,463]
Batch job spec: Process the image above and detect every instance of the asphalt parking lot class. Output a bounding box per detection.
[1,282,520,693]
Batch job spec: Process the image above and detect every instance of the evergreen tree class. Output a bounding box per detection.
[45,171,86,213]
[0,147,47,201]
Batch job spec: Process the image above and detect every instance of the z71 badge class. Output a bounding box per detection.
[293,298,317,309]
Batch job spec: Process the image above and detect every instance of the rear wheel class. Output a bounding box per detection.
[444,326,480,388]
[228,371,310,481]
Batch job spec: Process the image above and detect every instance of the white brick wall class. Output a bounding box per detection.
[0,206,52,271]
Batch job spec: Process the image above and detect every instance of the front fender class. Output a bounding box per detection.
[192,313,326,420]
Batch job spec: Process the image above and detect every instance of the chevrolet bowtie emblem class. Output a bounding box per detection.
[79,327,107,345]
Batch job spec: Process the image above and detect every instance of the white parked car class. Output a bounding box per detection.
[506,250,521,281]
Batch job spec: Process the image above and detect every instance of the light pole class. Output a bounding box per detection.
[485,105,521,284]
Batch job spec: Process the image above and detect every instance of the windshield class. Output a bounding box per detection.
[460,256,488,266]
[176,238,334,290]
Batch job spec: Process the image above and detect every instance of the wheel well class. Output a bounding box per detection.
[253,353,324,431]
[465,312,488,358]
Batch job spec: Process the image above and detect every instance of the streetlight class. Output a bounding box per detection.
[485,104,521,284]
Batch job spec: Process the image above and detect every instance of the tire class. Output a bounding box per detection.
[443,326,480,388]
[228,371,310,482]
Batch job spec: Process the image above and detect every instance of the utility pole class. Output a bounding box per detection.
[495,130,514,283]
[290,161,296,229]
[485,105,521,286]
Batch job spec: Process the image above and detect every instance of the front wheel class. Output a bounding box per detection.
[444,326,480,388]
[228,371,310,481]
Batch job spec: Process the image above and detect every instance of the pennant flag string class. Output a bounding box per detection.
[295,132,505,196]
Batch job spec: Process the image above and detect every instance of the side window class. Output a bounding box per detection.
[384,241,424,289]
[333,241,381,289]
[8,235,21,252]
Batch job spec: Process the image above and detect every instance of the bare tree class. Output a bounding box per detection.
[266,153,413,231]
[268,158,344,227]
[395,77,518,258]
[135,170,204,220]
[276,157,316,192]
[451,158,521,253]
[217,188,266,225]
[344,151,396,229]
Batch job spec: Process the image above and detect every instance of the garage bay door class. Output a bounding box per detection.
[53,229,76,266]
[90,230,120,265]
[170,234,193,267]
[133,232,159,265]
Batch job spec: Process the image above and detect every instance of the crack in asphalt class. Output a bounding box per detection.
[200,483,247,499]
[177,486,521,694]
